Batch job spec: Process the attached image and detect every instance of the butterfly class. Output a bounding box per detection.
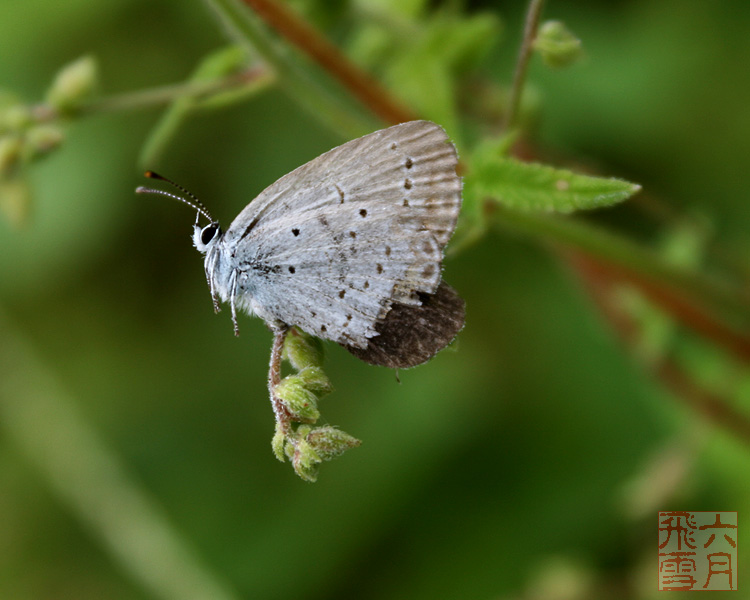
[137,120,464,369]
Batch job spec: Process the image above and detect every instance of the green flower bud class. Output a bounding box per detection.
[297,366,333,396]
[306,427,361,461]
[24,125,63,159]
[292,437,322,482]
[271,427,287,462]
[46,55,98,115]
[0,135,23,175]
[283,327,324,370]
[0,176,32,226]
[274,376,320,423]
[2,104,32,132]
[534,21,583,69]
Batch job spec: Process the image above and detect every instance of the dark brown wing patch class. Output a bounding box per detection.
[343,281,465,368]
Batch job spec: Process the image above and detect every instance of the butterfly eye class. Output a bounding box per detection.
[201,223,219,245]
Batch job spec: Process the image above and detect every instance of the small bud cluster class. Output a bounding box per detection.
[0,56,97,225]
[272,328,360,482]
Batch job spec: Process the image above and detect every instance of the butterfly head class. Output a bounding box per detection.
[193,221,222,254]
[136,171,220,254]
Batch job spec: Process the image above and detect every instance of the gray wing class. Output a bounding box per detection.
[224,120,461,347]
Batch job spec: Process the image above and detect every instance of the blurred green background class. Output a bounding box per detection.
[1,0,749,598]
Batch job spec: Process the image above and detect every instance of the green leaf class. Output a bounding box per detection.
[467,152,641,214]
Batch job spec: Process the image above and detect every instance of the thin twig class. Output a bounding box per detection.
[78,67,271,117]
[240,0,417,125]
[503,0,545,132]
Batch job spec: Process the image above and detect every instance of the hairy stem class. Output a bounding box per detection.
[268,326,292,437]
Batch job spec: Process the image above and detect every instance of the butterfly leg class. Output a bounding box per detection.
[228,268,240,336]
[204,251,221,313]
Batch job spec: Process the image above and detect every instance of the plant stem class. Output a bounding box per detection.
[489,203,750,363]
[77,68,272,117]
[503,0,545,132]
[240,0,416,125]
[268,326,292,438]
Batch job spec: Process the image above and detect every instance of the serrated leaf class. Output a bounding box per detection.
[467,153,641,214]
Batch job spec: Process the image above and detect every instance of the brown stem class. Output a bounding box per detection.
[268,325,291,437]
[503,0,545,132]
[489,202,750,367]
[567,249,750,365]
[240,0,417,125]
[567,250,750,447]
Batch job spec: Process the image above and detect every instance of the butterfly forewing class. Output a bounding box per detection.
[222,121,461,348]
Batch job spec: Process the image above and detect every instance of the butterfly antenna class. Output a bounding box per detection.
[136,171,215,223]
